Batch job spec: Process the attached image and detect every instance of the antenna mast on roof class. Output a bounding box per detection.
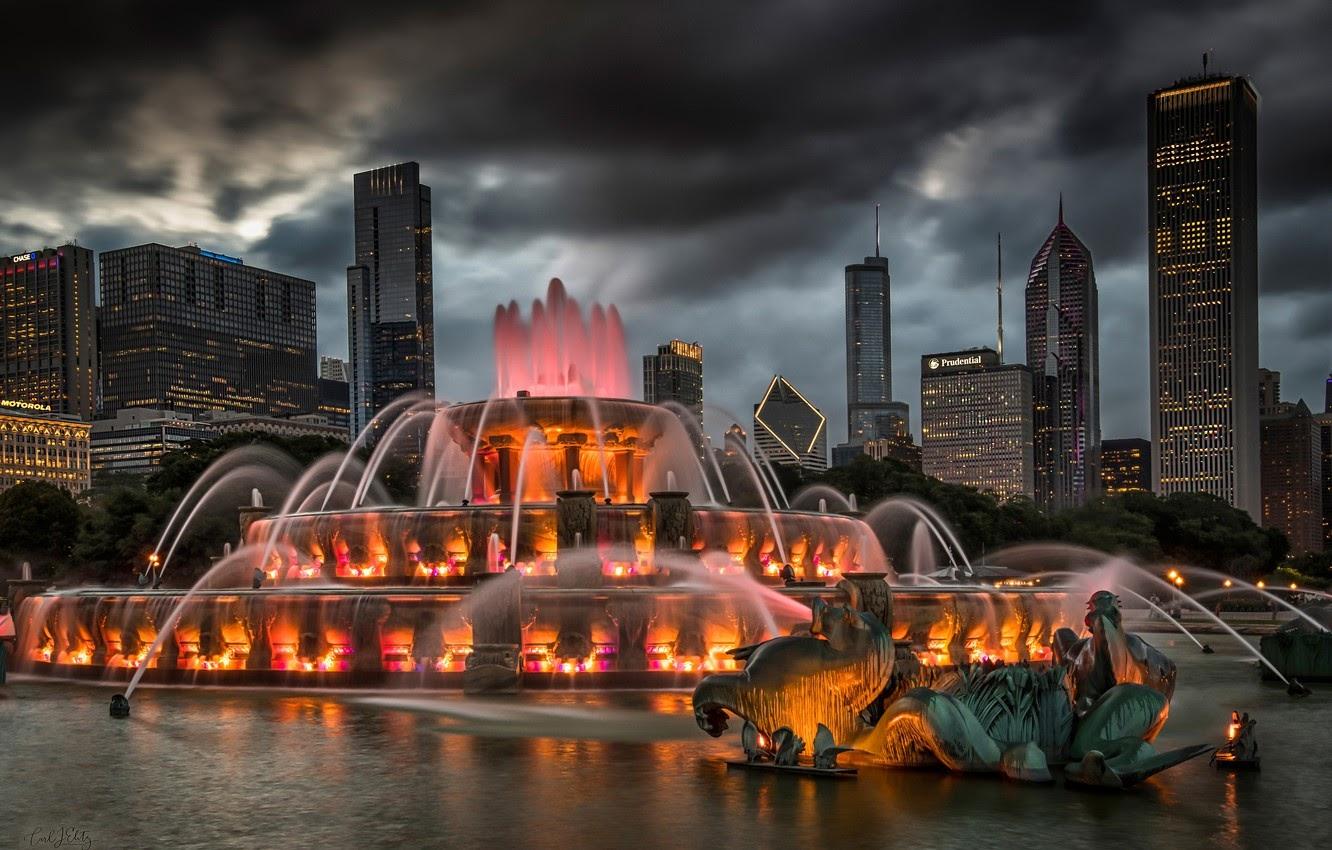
[996,232,1004,363]
[874,203,881,258]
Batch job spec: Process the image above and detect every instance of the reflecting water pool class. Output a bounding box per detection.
[2,640,1323,849]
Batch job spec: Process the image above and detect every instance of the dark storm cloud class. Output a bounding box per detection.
[1,0,1328,439]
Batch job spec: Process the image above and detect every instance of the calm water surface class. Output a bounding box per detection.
[2,639,1325,850]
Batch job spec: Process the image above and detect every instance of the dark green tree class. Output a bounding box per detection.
[0,482,81,578]
[1052,497,1162,563]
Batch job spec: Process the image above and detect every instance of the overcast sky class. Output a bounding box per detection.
[2,1,1327,443]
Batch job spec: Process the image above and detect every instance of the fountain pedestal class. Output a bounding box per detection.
[837,573,894,629]
[6,579,47,671]
[464,573,523,694]
[555,489,599,587]
[237,504,272,546]
[649,491,694,558]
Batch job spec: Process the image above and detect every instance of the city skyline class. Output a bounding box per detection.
[0,4,1327,448]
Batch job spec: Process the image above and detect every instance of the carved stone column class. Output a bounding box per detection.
[196,605,222,661]
[464,572,523,693]
[156,604,181,671]
[245,596,273,670]
[607,597,654,670]
[350,598,391,673]
[556,489,599,588]
[237,504,273,548]
[649,490,693,556]
[558,433,588,489]
[837,573,894,631]
[4,579,48,649]
[492,437,515,503]
[90,599,109,666]
[1013,594,1033,662]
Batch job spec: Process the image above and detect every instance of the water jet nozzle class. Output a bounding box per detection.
[1201,643,1215,654]
[1287,678,1312,698]
[110,694,130,718]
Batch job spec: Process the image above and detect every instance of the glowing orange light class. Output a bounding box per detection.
[1223,579,1232,588]
[1257,581,1266,589]
[1290,583,1298,590]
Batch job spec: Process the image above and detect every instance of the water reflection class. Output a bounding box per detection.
[0,645,1318,847]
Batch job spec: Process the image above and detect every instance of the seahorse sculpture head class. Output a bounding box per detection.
[1061,591,1176,717]
[1085,590,1122,631]
[810,598,877,652]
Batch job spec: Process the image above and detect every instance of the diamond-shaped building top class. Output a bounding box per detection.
[753,375,828,473]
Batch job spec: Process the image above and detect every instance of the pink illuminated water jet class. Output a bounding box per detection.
[493,278,631,398]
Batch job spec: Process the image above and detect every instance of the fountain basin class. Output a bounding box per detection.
[12,584,1069,689]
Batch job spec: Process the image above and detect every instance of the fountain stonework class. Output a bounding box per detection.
[10,279,1070,691]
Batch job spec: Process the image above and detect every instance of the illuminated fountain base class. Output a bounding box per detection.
[12,579,1068,690]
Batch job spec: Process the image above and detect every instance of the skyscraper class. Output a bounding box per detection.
[753,375,828,473]
[320,355,349,382]
[1316,407,1331,551]
[1025,200,1100,512]
[1148,74,1260,518]
[643,339,703,424]
[1260,399,1322,555]
[845,212,907,443]
[348,162,435,436]
[1100,438,1152,494]
[99,244,317,417]
[920,349,1034,501]
[0,245,96,419]
[1257,367,1282,415]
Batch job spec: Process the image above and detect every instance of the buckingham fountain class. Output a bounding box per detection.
[10,280,1070,697]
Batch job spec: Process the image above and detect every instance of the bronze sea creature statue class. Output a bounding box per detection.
[693,598,894,751]
[692,590,1211,789]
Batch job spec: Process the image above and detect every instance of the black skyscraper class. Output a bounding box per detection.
[845,211,907,444]
[0,245,96,419]
[348,162,434,436]
[99,244,316,417]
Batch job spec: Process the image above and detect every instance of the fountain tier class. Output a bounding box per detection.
[12,583,1067,688]
[245,395,884,582]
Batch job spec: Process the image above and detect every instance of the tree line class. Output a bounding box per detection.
[0,440,1325,587]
